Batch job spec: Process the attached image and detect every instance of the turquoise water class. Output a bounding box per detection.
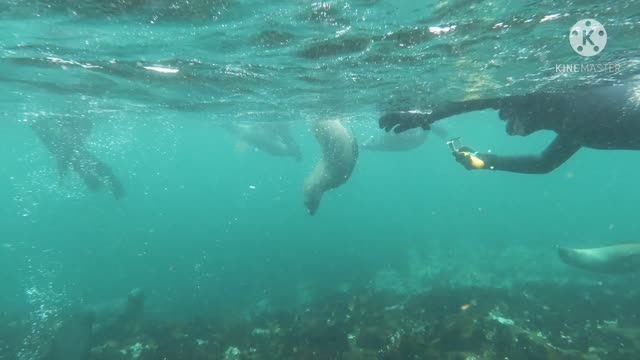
[1,0,640,357]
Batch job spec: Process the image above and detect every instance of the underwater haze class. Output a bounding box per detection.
[1,0,640,359]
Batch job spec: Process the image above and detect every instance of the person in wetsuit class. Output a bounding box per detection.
[30,117,125,198]
[378,81,640,174]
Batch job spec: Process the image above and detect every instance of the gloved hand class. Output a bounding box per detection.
[378,111,431,133]
[452,146,486,170]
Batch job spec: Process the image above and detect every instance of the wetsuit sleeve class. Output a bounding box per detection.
[480,135,581,174]
[379,98,501,133]
[433,98,502,123]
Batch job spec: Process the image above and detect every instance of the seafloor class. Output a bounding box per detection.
[2,283,639,360]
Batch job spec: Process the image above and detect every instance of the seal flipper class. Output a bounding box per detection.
[71,158,103,192]
[108,175,126,199]
[77,151,126,199]
[55,158,70,186]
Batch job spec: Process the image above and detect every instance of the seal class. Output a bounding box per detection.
[361,125,447,152]
[362,128,427,152]
[47,310,94,360]
[46,288,144,360]
[558,243,640,273]
[223,122,302,161]
[30,117,125,199]
[303,119,359,215]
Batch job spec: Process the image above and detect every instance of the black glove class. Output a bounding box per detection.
[378,111,431,133]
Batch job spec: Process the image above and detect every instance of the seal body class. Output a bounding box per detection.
[558,243,640,273]
[87,288,145,339]
[223,122,302,161]
[303,119,358,215]
[46,288,144,360]
[362,128,427,152]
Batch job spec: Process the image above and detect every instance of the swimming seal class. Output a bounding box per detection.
[558,243,640,273]
[222,122,302,161]
[361,124,447,152]
[303,119,359,215]
[46,288,144,360]
[362,128,427,152]
[30,118,125,199]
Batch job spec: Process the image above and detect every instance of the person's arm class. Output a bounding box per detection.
[379,98,502,133]
[454,135,581,174]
